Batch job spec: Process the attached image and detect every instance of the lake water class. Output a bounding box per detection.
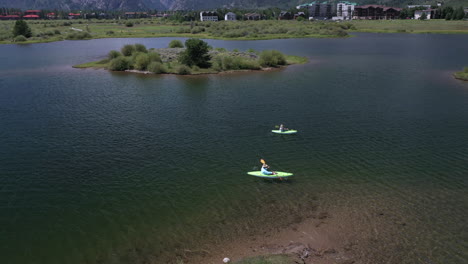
[1,33,467,264]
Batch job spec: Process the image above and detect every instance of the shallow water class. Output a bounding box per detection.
[0,34,467,264]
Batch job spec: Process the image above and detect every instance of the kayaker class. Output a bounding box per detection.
[279,124,288,132]
[261,163,276,175]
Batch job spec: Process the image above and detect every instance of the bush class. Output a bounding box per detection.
[259,50,287,67]
[121,44,136,56]
[126,21,134,27]
[106,30,114,35]
[108,50,121,59]
[134,43,147,53]
[191,26,204,34]
[168,39,184,48]
[134,53,150,70]
[147,62,167,74]
[54,29,61,35]
[109,57,130,71]
[14,35,27,42]
[66,32,92,40]
[148,51,162,63]
[13,20,32,38]
[212,55,261,71]
[178,38,211,68]
[177,65,191,75]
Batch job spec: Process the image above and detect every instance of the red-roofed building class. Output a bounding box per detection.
[68,13,81,19]
[23,14,40,19]
[47,12,56,19]
[25,10,41,16]
[353,5,401,19]
[1,15,20,20]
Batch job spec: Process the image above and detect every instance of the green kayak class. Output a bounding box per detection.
[272,130,297,134]
[247,171,294,178]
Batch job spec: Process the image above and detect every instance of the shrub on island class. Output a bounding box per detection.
[178,38,211,68]
[134,53,150,70]
[108,50,121,59]
[109,57,131,71]
[454,67,468,81]
[177,65,191,75]
[259,50,287,67]
[121,44,136,56]
[148,62,167,74]
[134,43,147,53]
[168,40,184,48]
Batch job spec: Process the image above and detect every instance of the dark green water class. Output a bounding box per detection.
[1,34,467,264]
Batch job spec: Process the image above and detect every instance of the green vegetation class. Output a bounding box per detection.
[234,254,295,264]
[73,41,308,75]
[169,39,184,48]
[454,67,468,81]
[349,20,468,34]
[259,50,286,67]
[0,19,352,44]
[178,38,211,68]
[1,18,467,44]
[12,20,32,38]
[66,31,92,40]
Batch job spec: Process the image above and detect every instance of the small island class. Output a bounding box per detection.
[73,39,307,75]
[453,67,468,81]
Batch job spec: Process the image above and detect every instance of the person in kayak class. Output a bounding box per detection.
[279,124,289,132]
[261,163,277,175]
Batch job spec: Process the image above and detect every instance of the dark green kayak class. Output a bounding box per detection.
[247,171,294,178]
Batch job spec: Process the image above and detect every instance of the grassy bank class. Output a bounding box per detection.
[454,67,468,81]
[0,19,350,44]
[349,19,468,34]
[2,19,466,45]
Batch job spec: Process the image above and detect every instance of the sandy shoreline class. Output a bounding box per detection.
[181,204,359,264]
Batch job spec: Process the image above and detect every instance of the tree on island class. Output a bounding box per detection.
[13,20,32,38]
[178,38,211,68]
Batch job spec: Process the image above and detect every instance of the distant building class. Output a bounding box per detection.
[46,12,56,19]
[0,15,20,20]
[333,1,357,20]
[278,11,293,20]
[200,11,218,21]
[308,2,334,20]
[224,12,236,21]
[125,12,147,19]
[68,13,81,19]
[407,5,432,9]
[353,5,402,20]
[294,12,306,19]
[414,9,436,19]
[244,13,261,20]
[23,10,40,19]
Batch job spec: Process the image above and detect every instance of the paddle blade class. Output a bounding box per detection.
[260,159,266,164]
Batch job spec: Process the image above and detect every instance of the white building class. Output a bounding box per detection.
[333,1,357,20]
[414,9,434,19]
[200,11,218,22]
[224,12,236,21]
[408,5,431,9]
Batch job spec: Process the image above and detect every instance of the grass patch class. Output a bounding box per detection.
[454,67,468,81]
[73,59,109,68]
[285,55,308,65]
[234,254,295,264]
